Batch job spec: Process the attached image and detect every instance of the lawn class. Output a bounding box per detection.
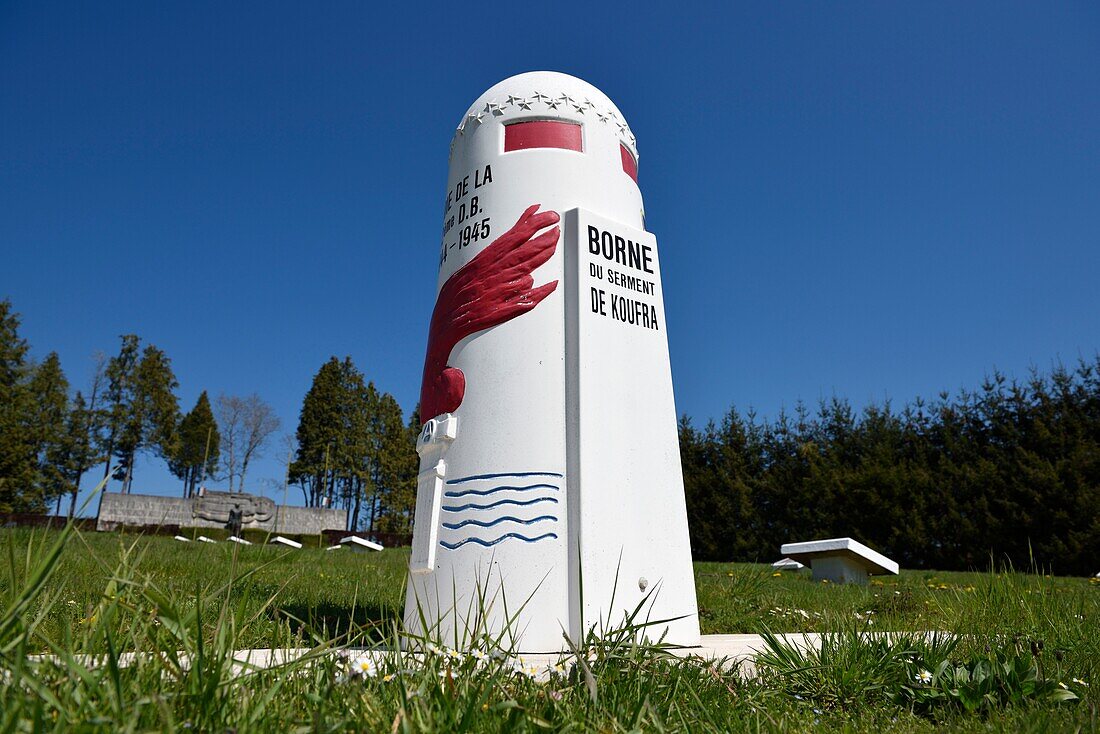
[1,525,1097,732]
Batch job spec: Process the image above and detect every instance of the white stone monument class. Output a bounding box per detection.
[404,71,700,652]
[340,536,383,552]
[780,537,899,585]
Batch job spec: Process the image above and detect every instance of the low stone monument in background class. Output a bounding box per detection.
[95,490,346,536]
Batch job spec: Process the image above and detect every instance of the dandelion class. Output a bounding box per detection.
[915,670,933,684]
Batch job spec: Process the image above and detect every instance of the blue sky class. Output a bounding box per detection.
[2,2,1098,510]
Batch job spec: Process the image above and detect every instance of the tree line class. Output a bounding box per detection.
[5,296,1099,564]
[0,299,419,533]
[680,357,1100,576]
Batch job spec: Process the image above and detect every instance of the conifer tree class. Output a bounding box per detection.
[26,352,70,509]
[0,300,37,513]
[170,391,219,497]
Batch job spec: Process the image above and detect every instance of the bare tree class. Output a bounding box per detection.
[215,393,280,492]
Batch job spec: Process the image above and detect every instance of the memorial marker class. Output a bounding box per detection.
[339,536,383,552]
[405,71,699,651]
[780,537,899,585]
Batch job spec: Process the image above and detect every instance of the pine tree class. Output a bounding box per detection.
[100,335,140,490]
[25,352,71,510]
[0,300,37,513]
[290,358,346,508]
[170,391,220,498]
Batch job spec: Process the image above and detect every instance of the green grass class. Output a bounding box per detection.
[1,523,1097,732]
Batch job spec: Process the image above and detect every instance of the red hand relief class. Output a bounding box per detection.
[419,204,560,422]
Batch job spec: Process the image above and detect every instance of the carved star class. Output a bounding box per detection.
[597,110,611,122]
[531,91,549,104]
[571,99,587,114]
[545,95,563,109]
[584,97,598,109]
[556,94,574,110]
[485,101,506,117]
[515,96,533,110]
[617,121,629,135]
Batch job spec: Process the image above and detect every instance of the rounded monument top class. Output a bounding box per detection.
[451,71,637,160]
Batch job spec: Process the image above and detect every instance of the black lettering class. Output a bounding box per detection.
[627,240,641,270]
[641,244,654,274]
[588,226,601,255]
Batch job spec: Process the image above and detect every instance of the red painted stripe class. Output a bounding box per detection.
[504,120,583,152]
[620,144,638,182]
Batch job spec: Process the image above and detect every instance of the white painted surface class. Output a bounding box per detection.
[564,208,699,645]
[228,535,252,546]
[771,558,805,570]
[405,72,696,652]
[780,537,899,584]
[340,536,383,552]
[173,535,191,543]
[197,535,216,544]
[270,536,303,549]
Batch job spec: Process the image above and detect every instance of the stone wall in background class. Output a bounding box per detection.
[95,491,347,535]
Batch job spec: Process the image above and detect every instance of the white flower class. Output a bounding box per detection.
[426,643,444,656]
[513,657,541,678]
[915,670,932,684]
[1072,678,1088,687]
[349,656,378,677]
[469,649,490,664]
[446,648,465,662]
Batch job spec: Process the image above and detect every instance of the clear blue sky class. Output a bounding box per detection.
[2,2,1098,510]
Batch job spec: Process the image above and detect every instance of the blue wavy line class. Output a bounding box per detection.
[441,497,558,513]
[446,471,563,485]
[444,483,558,498]
[440,532,558,550]
[443,514,557,530]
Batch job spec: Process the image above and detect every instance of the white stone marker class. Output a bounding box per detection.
[270,536,303,549]
[196,535,216,544]
[780,538,899,585]
[340,536,383,552]
[173,535,191,543]
[227,535,252,546]
[771,558,805,571]
[405,71,699,652]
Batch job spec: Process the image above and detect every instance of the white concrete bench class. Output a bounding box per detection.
[780,537,898,584]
